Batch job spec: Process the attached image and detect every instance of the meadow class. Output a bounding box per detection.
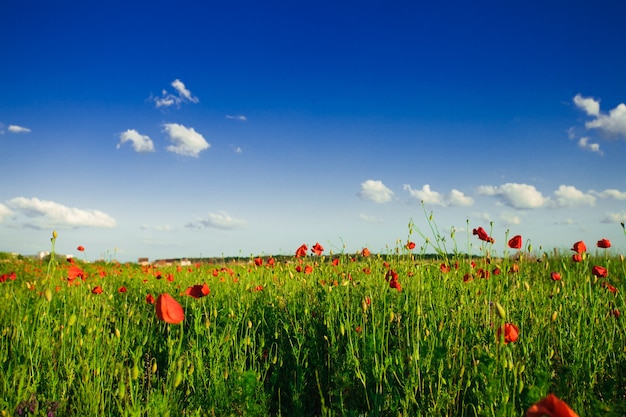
[0,219,624,416]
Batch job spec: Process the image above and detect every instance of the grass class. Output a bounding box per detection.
[0,223,624,416]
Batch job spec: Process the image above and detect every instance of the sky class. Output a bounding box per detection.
[2,1,626,262]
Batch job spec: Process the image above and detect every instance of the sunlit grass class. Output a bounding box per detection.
[0,221,624,416]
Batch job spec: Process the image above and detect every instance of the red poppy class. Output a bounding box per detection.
[508,235,522,249]
[592,265,608,278]
[526,393,579,417]
[332,258,339,266]
[572,254,582,263]
[185,283,210,298]
[596,238,611,248]
[68,265,85,281]
[497,323,519,344]
[385,269,399,282]
[91,286,103,294]
[361,248,371,257]
[389,279,402,291]
[118,286,127,293]
[295,244,308,258]
[146,294,155,304]
[311,242,324,256]
[550,272,561,281]
[602,282,618,293]
[77,245,85,252]
[304,265,313,274]
[254,257,263,266]
[571,240,586,254]
[473,227,495,243]
[0,272,16,283]
[406,241,416,250]
[267,257,275,267]
[440,263,450,273]
[155,293,185,324]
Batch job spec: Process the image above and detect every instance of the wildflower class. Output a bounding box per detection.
[361,247,371,257]
[254,257,263,266]
[509,263,520,273]
[406,241,416,250]
[77,245,85,252]
[526,393,579,417]
[497,322,519,344]
[332,258,339,266]
[91,286,103,294]
[295,244,308,258]
[267,257,275,267]
[571,240,586,254]
[389,279,402,291]
[602,282,618,293]
[596,238,611,248]
[472,227,495,243]
[591,265,608,278]
[508,235,522,249]
[311,242,324,256]
[184,283,210,298]
[118,286,127,293]
[155,293,185,324]
[550,272,561,281]
[146,294,155,304]
[440,263,450,273]
[571,254,582,263]
[68,265,85,281]
[304,265,313,274]
[0,271,16,282]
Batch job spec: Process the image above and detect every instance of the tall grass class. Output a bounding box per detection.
[0,226,624,416]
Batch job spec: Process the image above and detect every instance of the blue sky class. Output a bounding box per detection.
[2,1,626,262]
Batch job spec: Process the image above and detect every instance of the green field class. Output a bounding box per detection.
[0,227,624,416]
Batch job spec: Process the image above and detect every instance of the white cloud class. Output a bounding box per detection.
[8,125,31,133]
[358,213,383,224]
[162,123,210,157]
[573,94,600,116]
[403,184,474,207]
[226,115,248,121]
[577,137,603,155]
[140,224,173,232]
[552,185,596,207]
[601,211,626,224]
[476,183,547,209]
[0,204,13,221]
[185,211,247,230]
[231,145,243,154]
[6,197,116,229]
[574,94,626,139]
[153,79,199,108]
[591,189,626,200]
[117,129,155,153]
[499,211,522,226]
[357,180,394,203]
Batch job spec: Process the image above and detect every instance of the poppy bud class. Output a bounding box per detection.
[52,230,58,239]
[495,302,506,320]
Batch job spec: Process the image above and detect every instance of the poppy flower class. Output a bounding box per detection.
[508,235,522,249]
[473,227,495,243]
[572,254,582,263]
[389,279,402,291]
[146,294,155,304]
[497,322,519,344]
[592,265,608,278]
[526,393,579,417]
[295,244,308,258]
[602,282,618,293]
[185,283,210,298]
[332,258,339,266]
[118,286,127,293]
[311,242,324,256]
[155,293,185,324]
[571,240,586,254]
[254,257,263,266]
[440,263,450,273]
[550,272,561,281]
[77,245,85,252]
[68,265,85,281]
[361,248,371,257]
[304,265,313,274]
[596,239,611,249]
[91,286,103,294]
[406,241,416,250]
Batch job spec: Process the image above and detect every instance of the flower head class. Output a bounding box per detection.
[497,322,519,344]
[592,265,608,278]
[184,283,210,298]
[406,241,416,250]
[526,393,579,417]
[571,240,587,254]
[550,272,561,281]
[155,293,185,324]
[77,245,85,252]
[361,247,371,257]
[473,227,495,243]
[311,242,324,256]
[596,238,611,249]
[508,235,522,249]
[295,244,308,258]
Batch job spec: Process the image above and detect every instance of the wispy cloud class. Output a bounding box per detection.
[573,94,626,140]
[552,185,596,207]
[601,211,626,224]
[117,129,155,153]
[0,203,13,221]
[403,184,473,207]
[152,79,199,108]
[5,197,116,229]
[357,180,394,203]
[185,211,247,230]
[476,183,547,209]
[590,188,626,200]
[499,211,522,226]
[358,213,383,224]
[140,224,173,232]
[8,125,31,133]
[162,123,210,157]
[226,115,247,121]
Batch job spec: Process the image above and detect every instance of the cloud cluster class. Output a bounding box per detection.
[153,79,199,108]
[403,184,473,207]
[185,211,247,230]
[163,123,210,157]
[476,183,547,209]
[4,197,116,229]
[117,129,155,153]
[571,94,626,154]
[357,180,394,203]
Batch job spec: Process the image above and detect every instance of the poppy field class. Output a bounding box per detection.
[0,220,625,417]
